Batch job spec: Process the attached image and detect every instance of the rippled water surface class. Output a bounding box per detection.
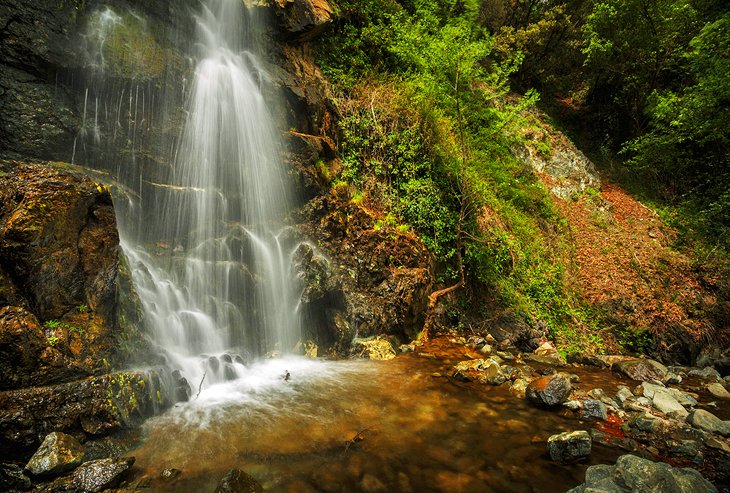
[128,351,624,492]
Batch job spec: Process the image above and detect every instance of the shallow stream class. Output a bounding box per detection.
[127,347,627,492]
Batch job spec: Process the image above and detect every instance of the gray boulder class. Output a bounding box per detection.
[526,373,572,407]
[24,432,84,477]
[547,430,591,464]
[73,457,135,493]
[687,409,730,437]
[567,454,717,492]
[581,400,608,421]
[613,359,668,382]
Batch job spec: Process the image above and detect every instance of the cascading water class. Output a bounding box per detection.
[79,0,301,389]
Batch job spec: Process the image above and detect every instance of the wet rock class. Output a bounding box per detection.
[24,432,84,477]
[664,372,682,385]
[667,439,703,465]
[706,382,730,400]
[0,162,147,389]
[563,400,582,412]
[0,307,47,390]
[526,373,572,407]
[567,353,610,368]
[1,462,31,491]
[477,360,507,386]
[486,312,540,352]
[214,469,264,493]
[351,336,397,360]
[588,388,619,408]
[650,390,688,419]
[612,359,668,382]
[687,409,730,437]
[527,341,566,366]
[642,383,697,407]
[614,387,635,407]
[510,378,528,398]
[160,468,181,480]
[688,367,722,380]
[707,436,730,454]
[566,454,717,493]
[72,457,135,493]
[546,430,591,464]
[0,371,169,460]
[581,400,608,421]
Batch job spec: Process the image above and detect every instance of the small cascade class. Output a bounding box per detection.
[77,0,302,390]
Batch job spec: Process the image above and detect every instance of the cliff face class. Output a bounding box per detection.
[0,0,431,360]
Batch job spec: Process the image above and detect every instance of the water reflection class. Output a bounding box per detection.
[129,354,623,492]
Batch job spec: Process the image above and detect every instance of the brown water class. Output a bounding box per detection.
[127,347,629,493]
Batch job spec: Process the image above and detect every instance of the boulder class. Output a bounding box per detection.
[351,336,397,361]
[526,341,567,366]
[0,371,169,460]
[581,400,608,421]
[526,373,572,407]
[641,382,697,407]
[612,359,668,382]
[650,391,688,419]
[477,360,507,386]
[0,162,146,390]
[546,430,592,464]
[688,367,722,380]
[706,382,730,400]
[72,457,135,493]
[687,409,730,437]
[214,469,264,493]
[566,454,717,493]
[24,432,84,477]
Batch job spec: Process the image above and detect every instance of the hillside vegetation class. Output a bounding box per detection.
[312,0,729,361]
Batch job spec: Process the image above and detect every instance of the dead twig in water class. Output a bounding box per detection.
[343,428,370,455]
[195,368,207,400]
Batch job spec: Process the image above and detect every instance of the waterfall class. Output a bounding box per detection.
[79,0,301,389]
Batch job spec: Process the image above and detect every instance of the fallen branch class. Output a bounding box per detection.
[195,369,207,400]
[343,428,370,455]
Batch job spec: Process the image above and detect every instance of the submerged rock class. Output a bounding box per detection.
[612,359,668,382]
[567,454,717,493]
[526,373,572,407]
[72,457,135,493]
[547,430,591,464]
[24,432,84,477]
[214,469,264,493]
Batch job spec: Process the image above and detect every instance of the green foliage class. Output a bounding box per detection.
[622,12,730,245]
[319,0,608,348]
[47,335,59,347]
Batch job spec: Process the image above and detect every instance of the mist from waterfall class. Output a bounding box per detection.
[79,0,302,388]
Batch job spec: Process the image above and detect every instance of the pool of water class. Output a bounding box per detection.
[127,349,625,492]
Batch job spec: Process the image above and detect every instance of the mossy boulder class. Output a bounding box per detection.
[0,370,169,461]
[0,161,149,390]
[24,432,85,477]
